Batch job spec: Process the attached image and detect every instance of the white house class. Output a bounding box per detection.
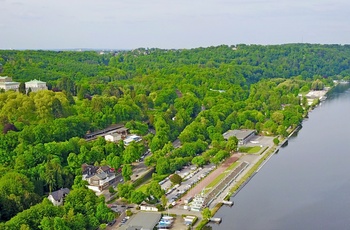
[48,188,70,206]
[104,133,122,142]
[140,201,158,212]
[25,79,47,92]
[123,134,142,146]
[0,82,20,91]
[0,76,20,91]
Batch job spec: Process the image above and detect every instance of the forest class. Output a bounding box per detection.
[0,44,348,229]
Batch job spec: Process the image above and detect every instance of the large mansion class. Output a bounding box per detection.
[0,76,47,92]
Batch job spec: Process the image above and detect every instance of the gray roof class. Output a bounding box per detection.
[223,129,255,140]
[95,172,108,179]
[123,212,161,230]
[50,188,70,201]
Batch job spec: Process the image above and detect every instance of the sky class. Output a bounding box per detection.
[1,0,350,50]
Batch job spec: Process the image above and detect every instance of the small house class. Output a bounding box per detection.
[48,188,70,206]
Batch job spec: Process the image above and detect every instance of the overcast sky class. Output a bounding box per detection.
[1,0,350,50]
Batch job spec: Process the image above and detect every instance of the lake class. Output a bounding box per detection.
[210,84,350,230]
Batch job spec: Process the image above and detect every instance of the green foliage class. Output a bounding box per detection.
[226,136,238,152]
[273,138,280,145]
[146,181,165,200]
[191,156,206,167]
[108,186,116,194]
[126,210,133,216]
[122,164,133,181]
[169,174,182,185]
[201,207,212,220]
[130,191,146,204]
[311,79,325,90]
[0,172,41,221]
[117,183,134,199]
[125,120,149,135]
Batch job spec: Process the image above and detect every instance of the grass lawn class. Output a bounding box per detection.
[135,181,151,193]
[204,161,239,194]
[239,146,262,154]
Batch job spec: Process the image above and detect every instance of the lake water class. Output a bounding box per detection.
[210,84,350,230]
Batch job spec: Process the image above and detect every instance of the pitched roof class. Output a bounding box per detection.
[82,164,112,176]
[50,188,70,201]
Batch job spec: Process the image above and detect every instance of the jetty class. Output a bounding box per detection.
[221,200,234,206]
[209,217,222,223]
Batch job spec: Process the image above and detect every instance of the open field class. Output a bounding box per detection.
[239,146,262,154]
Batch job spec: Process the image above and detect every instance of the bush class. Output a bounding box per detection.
[273,137,280,145]
[156,204,165,211]
[169,174,182,185]
[126,210,133,216]
[109,186,116,194]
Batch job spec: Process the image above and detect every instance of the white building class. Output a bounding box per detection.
[140,201,159,212]
[0,76,20,91]
[25,79,47,92]
[104,133,122,142]
[0,82,20,91]
[123,134,142,146]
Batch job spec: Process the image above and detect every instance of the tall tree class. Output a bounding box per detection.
[18,82,26,94]
[122,164,132,181]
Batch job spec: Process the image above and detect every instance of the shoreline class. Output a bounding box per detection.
[193,87,336,229]
[205,87,336,224]
[205,124,301,224]
[205,119,308,227]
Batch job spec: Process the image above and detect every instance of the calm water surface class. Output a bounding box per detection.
[210,84,350,230]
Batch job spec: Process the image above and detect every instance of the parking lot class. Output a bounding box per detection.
[161,164,215,205]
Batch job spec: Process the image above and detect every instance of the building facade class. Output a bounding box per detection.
[25,79,47,92]
[82,164,116,192]
[0,76,20,91]
[223,129,256,145]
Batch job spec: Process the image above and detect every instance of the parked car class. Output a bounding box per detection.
[108,220,116,226]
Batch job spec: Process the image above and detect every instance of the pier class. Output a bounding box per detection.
[209,217,222,224]
[221,200,234,206]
